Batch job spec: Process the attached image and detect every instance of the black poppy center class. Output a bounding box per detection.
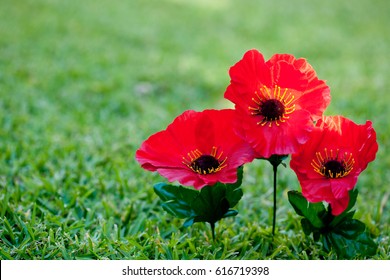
[191,155,220,174]
[260,99,285,121]
[323,160,345,178]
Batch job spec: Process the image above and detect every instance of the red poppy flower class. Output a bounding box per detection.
[224,49,331,158]
[135,109,255,189]
[290,116,378,215]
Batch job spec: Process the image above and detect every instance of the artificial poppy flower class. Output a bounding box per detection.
[290,116,378,215]
[135,109,255,189]
[224,49,331,158]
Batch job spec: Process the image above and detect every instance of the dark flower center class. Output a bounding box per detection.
[191,155,220,174]
[248,85,296,127]
[260,99,285,121]
[182,147,228,175]
[312,149,355,179]
[322,160,346,178]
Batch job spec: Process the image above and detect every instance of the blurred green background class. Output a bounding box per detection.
[0,0,388,259]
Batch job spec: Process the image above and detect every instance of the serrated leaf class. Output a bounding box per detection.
[325,229,377,259]
[288,191,326,228]
[323,218,377,258]
[333,219,366,239]
[191,184,229,223]
[154,183,198,219]
[153,167,244,227]
[161,201,196,219]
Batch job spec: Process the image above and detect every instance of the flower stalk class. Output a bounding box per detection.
[210,222,216,241]
[272,162,277,235]
[264,155,288,235]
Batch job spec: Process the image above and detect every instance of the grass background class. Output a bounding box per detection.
[0,0,389,259]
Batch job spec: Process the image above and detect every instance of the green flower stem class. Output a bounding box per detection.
[210,222,216,241]
[263,155,288,235]
[272,163,278,235]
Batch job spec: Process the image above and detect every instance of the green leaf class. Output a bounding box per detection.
[301,218,316,236]
[154,183,198,219]
[325,224,377,259]
[334,219,366,239]
[287,191,326,228]
[313,231,321,242]
[153,167,244,227]
[223,209,238,218]
[191,184,229,224]
[289,190,377,259]
[183,217,195,227]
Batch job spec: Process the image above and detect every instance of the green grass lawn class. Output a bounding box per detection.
[0,0,389,259]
